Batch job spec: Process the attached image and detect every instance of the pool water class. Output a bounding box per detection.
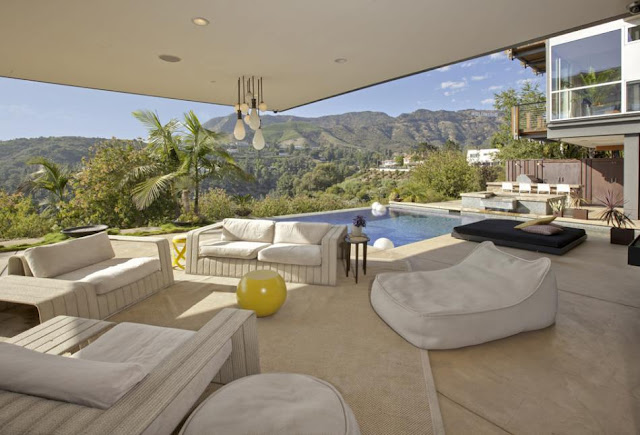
[274,207,483,247]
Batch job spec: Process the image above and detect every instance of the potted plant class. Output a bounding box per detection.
[351,215,366,237]
[173,211,203,227]
[566,192,589,220]
[233,194,253,217]
[549,198,564,217]
[598,190,635,245]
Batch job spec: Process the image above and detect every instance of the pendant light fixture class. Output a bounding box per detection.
[258,78,268,111]
[233,78,246,140]
[252,121,266,150]
[240,76,249,115]
[249,77,260,131]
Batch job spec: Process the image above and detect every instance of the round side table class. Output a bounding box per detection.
[344,234,370,284]
[237,270,287,317]
[172,235,187,270]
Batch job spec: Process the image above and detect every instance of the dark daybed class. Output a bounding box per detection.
[452,219,587,255]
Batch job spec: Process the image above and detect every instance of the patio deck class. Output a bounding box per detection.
[1,231,639,434]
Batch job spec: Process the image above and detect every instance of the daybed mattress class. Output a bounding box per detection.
[452,219,586,255]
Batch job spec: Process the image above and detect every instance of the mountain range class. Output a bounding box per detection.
[0,109,502,192]
[204,109,501,151]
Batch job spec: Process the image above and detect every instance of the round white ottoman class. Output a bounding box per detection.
[371,241,557,349]
[180,373,361,435]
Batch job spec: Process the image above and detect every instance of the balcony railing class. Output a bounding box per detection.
[511,101,547,139]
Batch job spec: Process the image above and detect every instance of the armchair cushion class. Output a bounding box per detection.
[0,342,147,409]
[200,240,270,260]
[258,243,322,266]
[55,257,161,295]
[23,232,115,278]
[273,222,332,245]
[221,219,275,243]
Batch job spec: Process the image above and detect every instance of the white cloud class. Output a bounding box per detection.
[481,98,495,105]
[471,74,489,81]
[460,60,478,68]
[489,52,506,60]
[441,80,466,90]
[436,65,451,72]
[488,85,503,91]
[517,78,534,86]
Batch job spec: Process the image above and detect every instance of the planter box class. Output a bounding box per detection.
[629,235,640,266]
[567,208,588,220]
[611,227,635,245]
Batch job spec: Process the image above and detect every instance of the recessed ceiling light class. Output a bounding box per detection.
[159,54,181,63]
[334,58,348,64]
[192,17,210,26]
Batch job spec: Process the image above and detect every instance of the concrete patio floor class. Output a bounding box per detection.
[1,230,639,434]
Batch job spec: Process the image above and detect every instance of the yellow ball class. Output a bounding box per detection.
[237,270,287,317]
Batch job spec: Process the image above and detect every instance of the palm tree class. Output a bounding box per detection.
[131,110,248,216]
[18,157,71,213]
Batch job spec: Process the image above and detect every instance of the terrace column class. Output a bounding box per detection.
[623,134,640,220]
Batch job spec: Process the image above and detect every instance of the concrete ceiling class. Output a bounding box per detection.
[0,0,631,112]
[562,135,625,148]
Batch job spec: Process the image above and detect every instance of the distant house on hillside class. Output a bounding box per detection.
[467,148,500,166]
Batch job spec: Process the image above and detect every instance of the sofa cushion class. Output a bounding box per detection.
[72,322,195,371]
[221,219,275,243]
[199,241,270,260]
[23,232,115,278]
[0,342,147,409]
[55,257,161,295]
[273,222,332,245]
[258,243,322,266]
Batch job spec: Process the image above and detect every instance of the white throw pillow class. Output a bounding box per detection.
[221,219,275,243]
[0,342,147,409]
[23,232,115,278]
[273,222,332,245]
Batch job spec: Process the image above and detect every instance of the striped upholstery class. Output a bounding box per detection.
[2,236,174,322]
[186,223,347,286]
[0,309,259,435]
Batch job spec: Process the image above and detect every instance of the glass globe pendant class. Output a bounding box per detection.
[233,110,246,140]
[252,124,265,150]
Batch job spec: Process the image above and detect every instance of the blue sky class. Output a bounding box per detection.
[0,51,544,141]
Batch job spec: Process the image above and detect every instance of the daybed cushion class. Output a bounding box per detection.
[23,232,115,278]
[179,373,361,435]
[273,222,332,245]
[0,342,147,409]
[199,241,270,260]
[221,218,275,243]
[452,219,586,255]
[514,216,556,229]
[72,322,195,371]
[257,243,322,266]
[521,224,563,235]
[371,241,557,349]
[55,257,161,295]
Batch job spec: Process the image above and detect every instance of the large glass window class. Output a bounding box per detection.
[550,30,622,120]
[628,81,640,112]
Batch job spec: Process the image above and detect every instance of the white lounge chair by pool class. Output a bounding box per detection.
[556,184,570,195]
[501,182,514,192]
[537,183,551,194]
[519,183,532,194]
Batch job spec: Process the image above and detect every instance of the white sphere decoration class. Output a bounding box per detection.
[371,208,386,217]
[373,238,395,250]
[375,203,387,213]
[371,202,381,210]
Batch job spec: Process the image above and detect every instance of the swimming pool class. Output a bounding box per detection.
[274,207,483,247]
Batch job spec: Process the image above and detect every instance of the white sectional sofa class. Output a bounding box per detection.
[186,219,347,286]
[2,232,174,321]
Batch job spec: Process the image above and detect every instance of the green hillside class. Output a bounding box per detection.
[0,136,107,192]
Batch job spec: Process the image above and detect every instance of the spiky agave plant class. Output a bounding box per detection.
[597,190,634,228]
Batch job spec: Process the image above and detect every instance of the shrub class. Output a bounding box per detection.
[199,188,235,222]
[0,191,54,239]
[409,150,480,199]
[59,140,176,229]
[251,195,291,217]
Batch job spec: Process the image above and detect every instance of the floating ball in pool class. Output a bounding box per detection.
[374,238,395,250]
[371,202,381,210]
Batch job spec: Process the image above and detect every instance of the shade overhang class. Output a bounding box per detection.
[0,0,631,112]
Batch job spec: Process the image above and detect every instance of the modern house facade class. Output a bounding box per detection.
[545,18,640,218]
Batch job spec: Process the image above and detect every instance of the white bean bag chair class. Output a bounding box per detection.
[180,373,361,435]
[371,241,557,349]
